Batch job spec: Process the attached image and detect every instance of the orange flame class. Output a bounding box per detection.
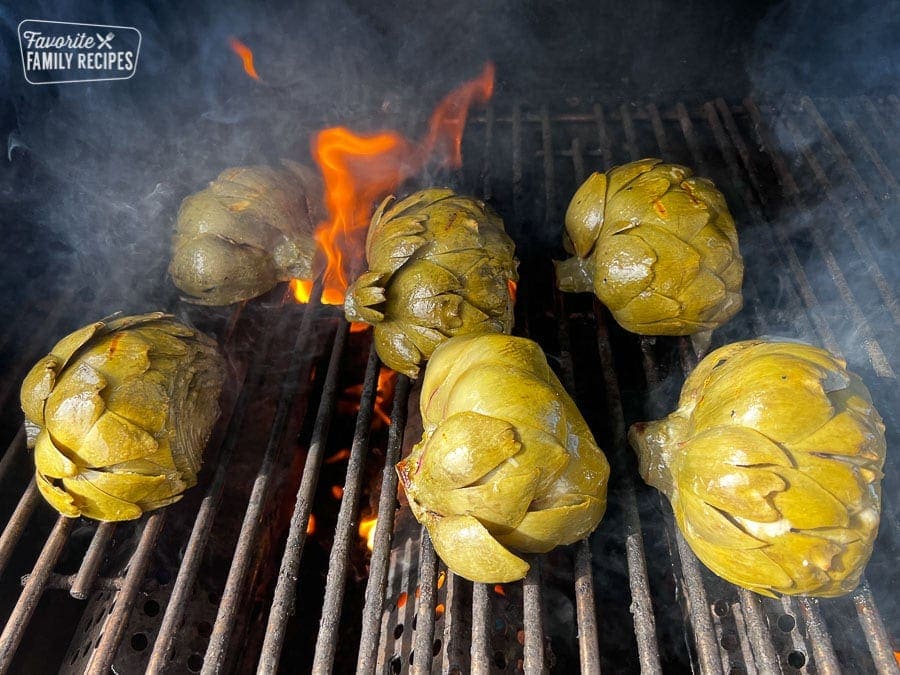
[507,280,517,303]
[397,591,408,609]
[359,516,377,551]
[435,603,445,618]
[289,278,313,303]
[374,368,397,426]
[331,485,344,500]
[306,513,316,535]
[228,37,260,81]
[437,571,446,590]
[295,62,495,305]
[494,584,506,597]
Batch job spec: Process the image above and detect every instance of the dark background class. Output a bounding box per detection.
[0,0,897,302]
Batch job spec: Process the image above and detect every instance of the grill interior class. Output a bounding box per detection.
[0,95,897,674]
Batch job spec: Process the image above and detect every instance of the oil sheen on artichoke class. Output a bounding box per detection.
[21,313,226,521]
[398,334,610,583]
[344,188,518,378]
[629,339,886,598]
[556,159,743,348]
[169,161,324,305]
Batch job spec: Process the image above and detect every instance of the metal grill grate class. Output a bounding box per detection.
[0,96,897,674]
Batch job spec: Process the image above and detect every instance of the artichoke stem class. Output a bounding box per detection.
[628,420,676,497]
[555,256,594,293]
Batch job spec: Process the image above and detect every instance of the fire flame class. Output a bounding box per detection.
[228,37,260,81]
[359,516,377,551]
[331,485,344,500]
[374,368,397,427]
[306,513,316,535]
[293,62,495,305]
[494,584,506,597]
[435,603,445,618]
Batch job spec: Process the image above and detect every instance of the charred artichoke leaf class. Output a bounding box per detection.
[399,334,609,583]
[630,338,885,597]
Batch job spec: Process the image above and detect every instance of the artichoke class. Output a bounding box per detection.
[398,334,610,583]
[344,188,518,378]
[21,313,227,521]
[629,339,885,597]
[169,160,325,305]
[556,159,743,347]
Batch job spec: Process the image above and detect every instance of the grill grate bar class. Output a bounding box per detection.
[859,97,898,150]
[85,512,166,675]
[411,529,439,673]
[357,374,411,673]
[470,582,491,675]
[743,98,895,378]
[0,516,73,674]
[852,583,900,674]
[0,479,39,580]
[734,588,781,671]
[203,286,330,674]
[794,597,840,675]
[712,99,841,353]
[441,569,469,672]
[145,305,281,673]
[780,114,900,324]
[835,105,900,195]
[800,98,896,240]
[69,522,116,600]
[522,559,546,673]
[567,133,662,673]
[258,320,349,671]
[618,101,724,674]
[311,343,380,672]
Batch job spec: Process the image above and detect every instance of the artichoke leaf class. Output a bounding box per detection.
[35,472,80,517]
[565,171,607,257]
[428,514,530,583]
[33,429,79,479]
[416,411,521,489]
[495,495,603,552]
[61,475,143,521]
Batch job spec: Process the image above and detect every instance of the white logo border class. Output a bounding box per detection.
[18,19,142,86]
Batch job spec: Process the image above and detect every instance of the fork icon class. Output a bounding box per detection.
[96,32,114,49]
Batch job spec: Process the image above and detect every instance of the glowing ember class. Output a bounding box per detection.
[435,603,445,618]
[396,592,408,609]
[294,62,495,305]
[359,516,377,551]
[306,513,316,535]
[331,485,344,500]
[494,584,506,597]
[228,37,260,81]
[436,571,446,590]
[507,279,518,303]
[325,448,351,464]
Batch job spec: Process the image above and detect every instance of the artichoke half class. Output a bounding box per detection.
[21,313,227,521]
[169,160,325,305]
[629,339,885,597]
[556,159,743,347]
[344,189,518,378]
[398,334,610,583]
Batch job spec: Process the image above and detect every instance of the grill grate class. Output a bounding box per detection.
[0,96,897,674]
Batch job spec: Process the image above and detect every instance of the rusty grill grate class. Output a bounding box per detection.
[0,95,898,674]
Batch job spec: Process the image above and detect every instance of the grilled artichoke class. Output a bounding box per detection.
[344,189,518,378]
[629,339,885,597]
[398,334,610,583]
[556,159,743,347]
[21,313,227,521]
[169,160,325,305]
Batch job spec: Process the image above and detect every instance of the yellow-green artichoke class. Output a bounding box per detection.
[169,160,325,305]
[21,313,227,521]
[629,339,885,597]
[556,159,743,346]
[344,189,518,378]
[398,334,609,583]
